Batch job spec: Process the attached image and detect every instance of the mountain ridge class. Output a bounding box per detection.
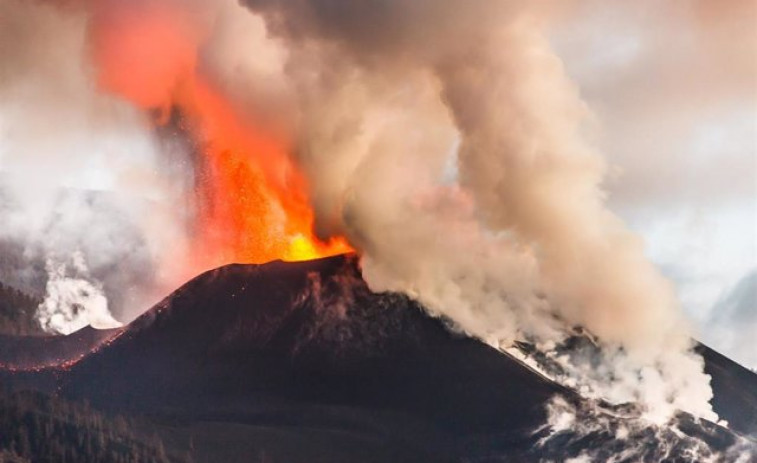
[0,254,754,461]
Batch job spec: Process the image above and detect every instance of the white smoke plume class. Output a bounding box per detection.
[3,0,747,425]
[36,251,121,335]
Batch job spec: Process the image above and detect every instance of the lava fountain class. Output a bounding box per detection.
[175,77,352,266]
[88,0,351,269]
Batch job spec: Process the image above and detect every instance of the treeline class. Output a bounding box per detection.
[0,389,187,463]
[0,282,44,336]
[0,450,29,463]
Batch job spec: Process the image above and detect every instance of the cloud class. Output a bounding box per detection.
[547,1,756,369]
[550,0,756,213]
[706,269,757,369]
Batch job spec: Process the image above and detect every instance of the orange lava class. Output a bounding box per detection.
[177,78,352,267]
[89,2,352,268]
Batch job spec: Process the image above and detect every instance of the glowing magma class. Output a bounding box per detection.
[178,78,351,267]
[89,2,351,267]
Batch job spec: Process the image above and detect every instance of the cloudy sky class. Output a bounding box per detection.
[551,1,756,368]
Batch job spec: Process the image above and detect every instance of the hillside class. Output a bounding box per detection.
[0,255,754,461]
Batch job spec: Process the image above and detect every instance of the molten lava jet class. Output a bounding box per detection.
[89,1,351,269]
[177,78,352,267]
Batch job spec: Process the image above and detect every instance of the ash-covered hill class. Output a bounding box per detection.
[1,254,755,462]
[57,255,564,462]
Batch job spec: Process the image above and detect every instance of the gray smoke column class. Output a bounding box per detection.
[244,0,676,346]
[240,0,716,421]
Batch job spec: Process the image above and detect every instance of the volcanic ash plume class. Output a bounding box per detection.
[2,0,724,422]
[240,0,716,421]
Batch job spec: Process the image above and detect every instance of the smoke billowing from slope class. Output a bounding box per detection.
[244,0,680,347]
[37,251,122,335]
[240,0,714,420]
[2,0,745,422]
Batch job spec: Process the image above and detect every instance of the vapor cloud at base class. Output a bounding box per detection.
[36,251,122,335]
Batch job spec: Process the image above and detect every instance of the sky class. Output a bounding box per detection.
[550,1,756,368]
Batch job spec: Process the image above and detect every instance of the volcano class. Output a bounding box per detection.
[1,255,755,462]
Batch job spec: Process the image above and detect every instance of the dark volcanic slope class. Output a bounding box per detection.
[2,254,754,462]
[57,255,565,460]
[697,343,757,435]
[0,326,121,369]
